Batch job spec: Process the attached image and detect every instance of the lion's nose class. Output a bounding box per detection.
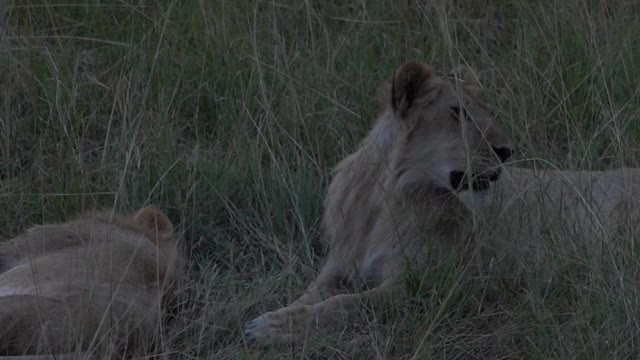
[492,146,512,163]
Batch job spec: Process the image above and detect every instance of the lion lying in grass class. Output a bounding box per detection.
[0,207,185,357]
[244,62,640,345]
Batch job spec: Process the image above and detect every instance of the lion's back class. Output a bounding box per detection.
[0,208,183,355]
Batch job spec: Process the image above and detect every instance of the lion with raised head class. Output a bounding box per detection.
[0,206,185,357]
[243,62,640,345]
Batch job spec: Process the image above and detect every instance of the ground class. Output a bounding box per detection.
[1,0,640,359]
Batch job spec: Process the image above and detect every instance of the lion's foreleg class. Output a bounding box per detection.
[287,266,351,307]
[243,282,391,345]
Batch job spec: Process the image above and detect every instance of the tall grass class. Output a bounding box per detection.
[1,0,640,358]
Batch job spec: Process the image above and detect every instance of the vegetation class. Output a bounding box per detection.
[1,0,640,358]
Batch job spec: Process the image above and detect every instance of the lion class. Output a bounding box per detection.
[0,206,185,357]
[243,62,640,345]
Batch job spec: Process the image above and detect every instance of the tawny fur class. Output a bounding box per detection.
[0,207,185,357]
[243,62,640,345]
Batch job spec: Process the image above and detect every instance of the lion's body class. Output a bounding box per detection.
[243,62,640,345]
[0,208,184,356]
[484,167,640,275]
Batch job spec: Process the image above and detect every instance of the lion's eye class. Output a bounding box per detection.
[449,106,464,121]
[449,105,472,123]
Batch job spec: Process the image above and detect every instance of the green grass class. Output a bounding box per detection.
[2,0,640,358]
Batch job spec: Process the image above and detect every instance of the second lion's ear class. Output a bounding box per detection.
[391,62,435,118]
[134,206,174,243]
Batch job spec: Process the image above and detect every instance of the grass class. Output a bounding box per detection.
[2,0,640,358]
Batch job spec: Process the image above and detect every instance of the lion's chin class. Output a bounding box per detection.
[432,183,493,209]
[456,189,493,209]
[446,170,496,209]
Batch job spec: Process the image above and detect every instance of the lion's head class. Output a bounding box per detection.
[386,62,512,205]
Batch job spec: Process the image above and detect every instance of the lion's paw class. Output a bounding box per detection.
[243,315,270,345]
[243,306,316,346]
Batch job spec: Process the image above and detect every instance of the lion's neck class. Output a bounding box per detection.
[321,109,476,286]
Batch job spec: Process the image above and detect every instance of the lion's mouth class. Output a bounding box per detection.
[449,170,500,192]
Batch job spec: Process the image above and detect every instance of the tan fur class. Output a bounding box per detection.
[0,207,185,357]
[243,61,640,345]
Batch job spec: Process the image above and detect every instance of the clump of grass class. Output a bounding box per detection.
[2,0,640,358]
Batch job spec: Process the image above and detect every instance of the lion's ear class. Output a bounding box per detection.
[449,64,481,88]
[391,62,436,118]
[134,207,174,243]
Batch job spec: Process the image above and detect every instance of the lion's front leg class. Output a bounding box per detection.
[287,269,348,307]
[243,284,390,345]
[243,269,340,345]
[243,303,317,345]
